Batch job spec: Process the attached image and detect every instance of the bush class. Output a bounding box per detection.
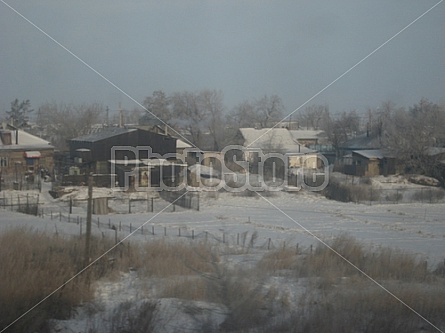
[0,228,117,333]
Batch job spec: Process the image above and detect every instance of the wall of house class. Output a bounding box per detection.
[0,148,54,181]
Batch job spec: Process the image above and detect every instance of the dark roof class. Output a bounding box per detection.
[71,127,137,143]
[340,134,381,150]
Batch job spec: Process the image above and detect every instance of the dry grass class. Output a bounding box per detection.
[0,227,118,333]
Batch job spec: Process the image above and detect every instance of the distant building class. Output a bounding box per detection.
[69,127,184,188]
[0,123,54,183]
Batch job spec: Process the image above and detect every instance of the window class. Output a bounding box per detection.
[0,157,8,167]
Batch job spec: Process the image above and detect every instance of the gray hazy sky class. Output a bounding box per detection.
[1,0,444,118]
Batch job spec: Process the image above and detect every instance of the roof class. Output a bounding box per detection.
[239,128,315,153]
[71,127,137,143]
[289,130,326,141]
[340,134,381,150]
[176,139,193,149]
[0,129,53,150]
[352,150,384,159]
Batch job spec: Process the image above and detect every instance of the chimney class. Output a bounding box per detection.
[0,130,12,145]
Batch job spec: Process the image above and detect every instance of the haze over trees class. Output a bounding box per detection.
[3,92,445,184]
[5,99,33,128]
[36,102,104,150]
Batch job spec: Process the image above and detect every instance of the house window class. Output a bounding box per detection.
[0,157,7,167]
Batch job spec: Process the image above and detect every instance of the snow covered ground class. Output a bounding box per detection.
[1,181,444,266]
[1,180,445,332]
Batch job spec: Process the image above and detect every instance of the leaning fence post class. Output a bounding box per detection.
[268,238,271,250]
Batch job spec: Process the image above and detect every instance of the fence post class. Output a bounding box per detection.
[59,211,62,221]
[178,228,181,237]
[192,230,194,240]
[119,221,122,231]
[151,197,154,212]
[237,233,239,246]
[222,233,225,244]
[296,243,299,254]
[130,223,132,233]
[164,226,167,236]
[152,226,155,235]
[268,238,271,250]
[128,199,131,214]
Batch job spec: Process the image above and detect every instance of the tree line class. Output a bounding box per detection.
[3,94,445,181]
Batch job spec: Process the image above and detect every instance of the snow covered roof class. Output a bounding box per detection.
[176,139,193,149]
[239,128,315,153]
[352,150,384,159]
[289,130,326,141]
[71,127,137,142]
[0,129,53,150]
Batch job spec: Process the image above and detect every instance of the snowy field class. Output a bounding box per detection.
[1,184,444,266]
[1,183,445,332]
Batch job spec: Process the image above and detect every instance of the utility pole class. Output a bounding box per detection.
[84,173,93,267]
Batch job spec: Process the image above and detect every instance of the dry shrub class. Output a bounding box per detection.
[0,227,118,333]
[108,300,156,333]
[291,282,445,333]
[258,247,298,272]
[324,180,380,203]
[134,239,217,277]
[299,234,428,282]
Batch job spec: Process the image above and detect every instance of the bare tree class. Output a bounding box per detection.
[254,94,284,128]
[228,100,256,129]
[321,110,361,157]
[199,90,226,150]
[6,99,33,128]
[141,90,172,125]
[298,104,329,130]
[37,102,104,150]
[383,99,445,178]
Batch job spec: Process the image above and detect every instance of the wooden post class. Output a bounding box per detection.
[152,225,155,235]
[119,221,122,231]
[151,197,154,212]
[237,233,239,245]
[128,199,131,213]
[164,226,167,236]
[268,238,271,250]
[84,173,93,267]
[192,230,194,240]
[222,233,225,244]
[178,228,181,237]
